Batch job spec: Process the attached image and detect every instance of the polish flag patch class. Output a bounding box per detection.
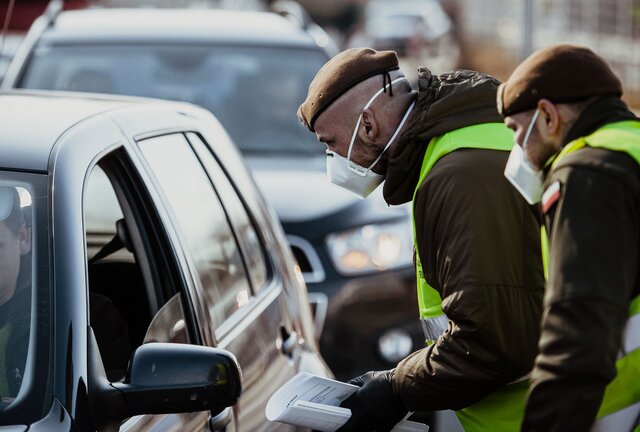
[542,181,561,213]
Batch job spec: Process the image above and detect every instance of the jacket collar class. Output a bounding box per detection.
[563,96,638,146]
[383,68,504,205]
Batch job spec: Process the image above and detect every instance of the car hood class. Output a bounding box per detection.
[244,155,366,223]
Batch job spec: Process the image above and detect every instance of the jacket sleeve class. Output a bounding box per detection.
[521,157,639,431]
[393,149,544,411]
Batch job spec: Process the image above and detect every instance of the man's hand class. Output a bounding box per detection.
[336,370,408,432]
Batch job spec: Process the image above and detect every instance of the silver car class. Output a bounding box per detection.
[0,91,329,431]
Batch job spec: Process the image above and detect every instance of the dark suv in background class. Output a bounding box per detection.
[3,7,424,380]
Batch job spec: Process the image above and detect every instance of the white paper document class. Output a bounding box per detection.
[265,372,429,432]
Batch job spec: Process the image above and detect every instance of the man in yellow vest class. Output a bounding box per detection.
[498,44,640,431]
[297,48,544,431]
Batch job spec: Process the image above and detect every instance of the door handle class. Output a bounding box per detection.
[279,326,298,356]
[209,406,233,431]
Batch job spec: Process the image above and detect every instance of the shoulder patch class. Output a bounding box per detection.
[542,181,561,214]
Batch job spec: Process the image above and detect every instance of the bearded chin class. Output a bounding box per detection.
[531,139,560,170]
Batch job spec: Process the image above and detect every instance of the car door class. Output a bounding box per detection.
[136,132,301,431]
[82,145,231,432]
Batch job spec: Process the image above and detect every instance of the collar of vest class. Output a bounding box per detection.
[563,96,637,146]
[553,120,640,169]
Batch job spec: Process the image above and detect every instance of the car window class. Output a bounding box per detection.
[19,44,327,155]
[84,162,190,382]
[186,133,268,292]
[142,293,188,345]
[85,167,126,258]
[0,183,32,402]
[137,134,252,326]
[0,174,49,424]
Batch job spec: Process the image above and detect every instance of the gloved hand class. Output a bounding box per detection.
[336,369,408,432]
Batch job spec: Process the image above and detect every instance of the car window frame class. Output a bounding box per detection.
[136,132,256,326]
[185,132,272,292]
[183,131,290,342]
[133,130,289,343]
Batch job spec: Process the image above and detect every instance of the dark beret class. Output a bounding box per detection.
[298,48,399,132]
[497,44,622,116]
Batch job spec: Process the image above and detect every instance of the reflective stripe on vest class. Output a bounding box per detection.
[540,225,549,281]
[544,120,640,431]
[455,380,529,432]
[593,295,640,430]
[592,401,640,432]
[411,122,514,344]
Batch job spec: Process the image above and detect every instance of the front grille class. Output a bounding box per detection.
[286,235,326,284]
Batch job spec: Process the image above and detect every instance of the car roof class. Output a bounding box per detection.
[40,8,318,47]
[0,90,163,172]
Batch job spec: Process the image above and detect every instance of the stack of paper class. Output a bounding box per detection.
[266,372,429,432]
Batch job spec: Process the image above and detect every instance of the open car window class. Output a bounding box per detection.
[83,155,191,383]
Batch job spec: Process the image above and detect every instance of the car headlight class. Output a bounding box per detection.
[325,220,413,275]
[378,328,414,363]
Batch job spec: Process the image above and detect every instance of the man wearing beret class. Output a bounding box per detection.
[298,48,544,431]
[498,44,640,431]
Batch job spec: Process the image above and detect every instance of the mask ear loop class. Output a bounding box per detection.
[522,108,540,151]
[346,76,408,163]
[366,100,415,170]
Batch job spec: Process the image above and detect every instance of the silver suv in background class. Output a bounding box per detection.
[3,7,424,381]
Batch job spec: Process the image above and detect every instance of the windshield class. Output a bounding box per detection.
[20,43,328,155]
[0,172,49,425]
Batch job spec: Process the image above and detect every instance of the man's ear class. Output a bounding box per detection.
[537,99,561,135]
[361,109,379,141]
[17,226,31,255]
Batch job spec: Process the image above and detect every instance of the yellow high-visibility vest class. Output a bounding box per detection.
[412,122,528,431]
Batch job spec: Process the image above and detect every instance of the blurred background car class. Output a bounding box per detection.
[0,34,23,82]
[0,90,330,430]
[2,7,425,381]
[348,0,461,76]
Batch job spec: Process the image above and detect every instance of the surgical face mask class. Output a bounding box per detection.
[504,109,544,205]
[327,76,415,199]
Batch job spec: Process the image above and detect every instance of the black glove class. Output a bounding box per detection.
[336,369,408,432]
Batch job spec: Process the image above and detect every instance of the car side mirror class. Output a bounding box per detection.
[89,332,242,432]
[116,342,242,413]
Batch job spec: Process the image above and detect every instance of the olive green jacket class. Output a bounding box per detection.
[522,97,640,431]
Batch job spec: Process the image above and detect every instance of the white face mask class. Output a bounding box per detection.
[504,109,544,205]
[327,76,415,199]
